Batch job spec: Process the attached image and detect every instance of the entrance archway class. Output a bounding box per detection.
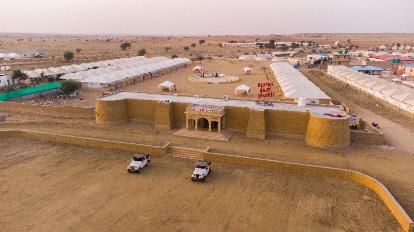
[211,121,219,132]
[197,118,209,131]
[188,119,196,130]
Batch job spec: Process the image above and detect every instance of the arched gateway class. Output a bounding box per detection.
[185,104,225,133]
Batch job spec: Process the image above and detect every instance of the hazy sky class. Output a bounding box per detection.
[1,0,413,35]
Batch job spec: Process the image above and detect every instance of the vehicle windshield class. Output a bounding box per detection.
[196,165,207,169]
[133,157,144,161]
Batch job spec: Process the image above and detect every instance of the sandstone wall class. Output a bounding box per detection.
[305,113,350,149]
[96,99,128,125]
[0,101,95,119]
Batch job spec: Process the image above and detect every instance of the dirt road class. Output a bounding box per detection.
[0,138,400,232]
[302,69,414,153]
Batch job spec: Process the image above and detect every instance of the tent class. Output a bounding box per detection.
[234,84,251,96]
[243,67,252,75]
[158,81,176,92]
[192,65,203,74]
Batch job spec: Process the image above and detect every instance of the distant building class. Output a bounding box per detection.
[351,66,384,76]
[332,50,351,65]
[379,45,387,51]
[0,74,15,87]
[401,63,414,77]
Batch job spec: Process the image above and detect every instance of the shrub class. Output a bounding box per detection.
[199,39,205,45]
[120,42,131,50]
[171,54,178,58]
[63,51,74,61]
[61,80,79,95]
[191,43,196,48]
[138,48,146,56]
[184,46,190,51]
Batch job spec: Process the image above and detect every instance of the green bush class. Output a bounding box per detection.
[63,51,74,61]
[61,80,79,95]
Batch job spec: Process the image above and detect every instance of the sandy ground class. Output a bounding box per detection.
[123,58,276,100]
[2,111,414,222]
[0,138,400,232]
[20,58,279,108]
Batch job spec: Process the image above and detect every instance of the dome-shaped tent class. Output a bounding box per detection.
[243,67,252,75]
[158,80,176,92]
[234,84,251,96]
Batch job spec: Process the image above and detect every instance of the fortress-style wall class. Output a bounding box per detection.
[224,106,250,132]
[305,113,350,149]
[0,101,95,119]
[171,102,190,127]
[96,98,350,149]
[127,99,156,123]
[96,99,128,125]
[246,109,266,139]
[266,110,310,137]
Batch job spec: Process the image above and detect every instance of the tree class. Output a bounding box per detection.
[120,42,131,50]
[199,39,205,45]
[63,51,74,61]
[184,46,190,52]
[268,39,276,48]
[61,80,79,95]
[76,48,82,54]
[138,48,146,56]
[165,46,172,52]
[396,42,401,48]
[11,69,28,84]
[191,43,197,48]
[291,42,299,49]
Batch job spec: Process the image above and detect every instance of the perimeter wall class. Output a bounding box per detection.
[96,98,350,149]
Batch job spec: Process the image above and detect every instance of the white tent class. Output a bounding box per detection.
[193,65,203,74]
[235,84,251,96]
[270,62,330,102]
[243,67,252,75]
[327,65,414,115]
[158,81,176,92]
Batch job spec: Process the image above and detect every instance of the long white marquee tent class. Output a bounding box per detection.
[327,65,414,116]
[24,56,190,88]
[270,62,331,104]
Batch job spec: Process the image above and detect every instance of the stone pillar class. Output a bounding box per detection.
[208,120,212,132]
[154,101,173,130]
[246,108,266,139]
[195,117,198,131]
[218,120,221,133]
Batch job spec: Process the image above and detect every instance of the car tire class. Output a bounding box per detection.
[137,167,142,173]
[208,168,211,175]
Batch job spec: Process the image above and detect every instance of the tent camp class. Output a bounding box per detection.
[243,67,252,75]
[270,62,331,104]
[328,65,414,116]
[158,81,176,92]
[234,84,251,96]
[57,57,190,88]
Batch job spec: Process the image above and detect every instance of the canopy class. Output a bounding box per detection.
[243,67,252,75]
[235,84,251,95]
[192,65,203,73]
[270,62,330,101]
[158,81,176,92]
[327,65,414,115]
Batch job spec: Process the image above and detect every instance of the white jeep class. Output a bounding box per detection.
[191,161,211,182]
[127,154,151,173]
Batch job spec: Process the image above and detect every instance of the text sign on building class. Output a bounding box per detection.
[257,82,274,99]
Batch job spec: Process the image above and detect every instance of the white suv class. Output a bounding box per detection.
[191,161,211,182]
[127,154,151,173]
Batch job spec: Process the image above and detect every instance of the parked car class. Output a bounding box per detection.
[127,154,151,173]
[191,160,211,182]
